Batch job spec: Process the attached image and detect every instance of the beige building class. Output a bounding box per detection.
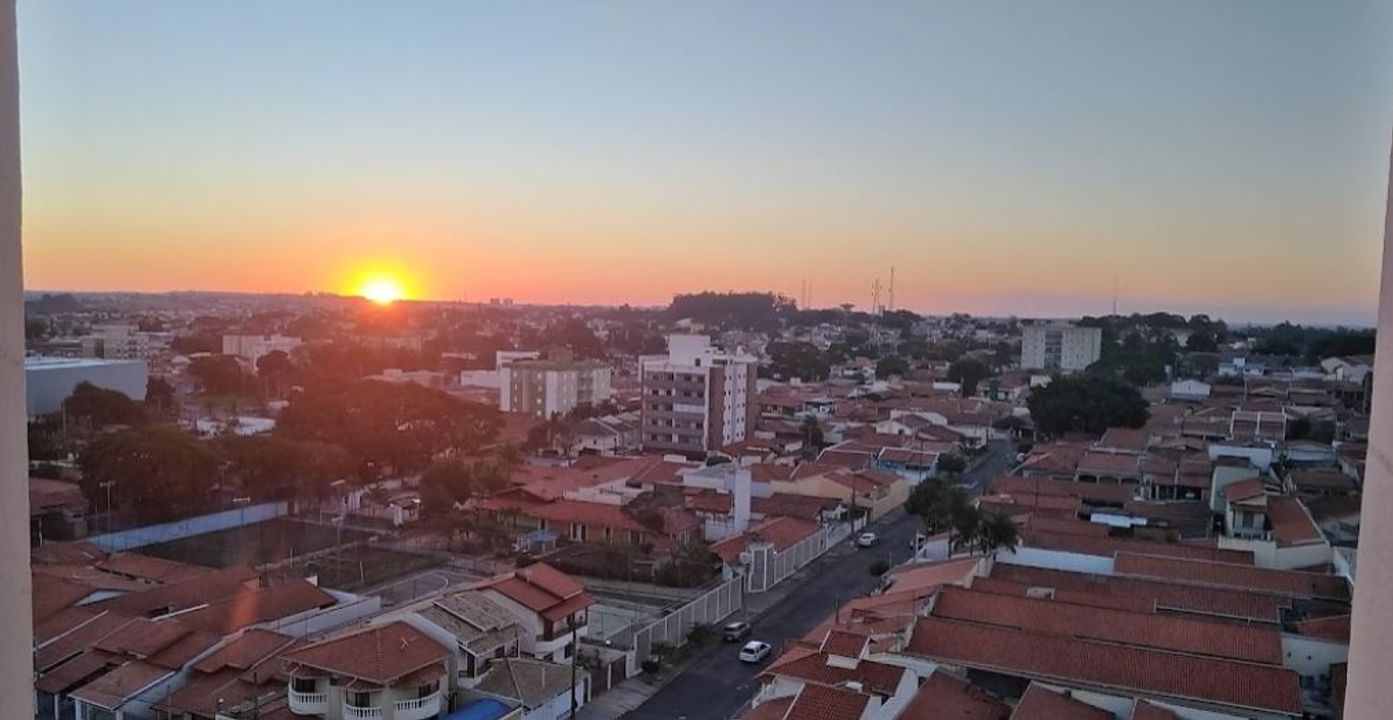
[499,350,612,419]
[640,335,757,456]
[1021,323,1102,372]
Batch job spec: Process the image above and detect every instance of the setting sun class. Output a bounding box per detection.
[359,276,406,305]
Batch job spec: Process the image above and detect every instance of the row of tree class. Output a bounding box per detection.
[905,476,1019,556]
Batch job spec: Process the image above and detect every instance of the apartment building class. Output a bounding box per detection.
[1021,323,1102,372]
[79,324,171,360]
[221,333,303,364]
[499,350,613,419]
[640,335,757,456]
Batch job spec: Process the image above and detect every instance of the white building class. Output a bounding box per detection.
[78,324,171,360]
[221,333,302,364]
[24,356,148,417]
[499,350,612,419]
[640,335,758,455]
[1020,324,1102,372]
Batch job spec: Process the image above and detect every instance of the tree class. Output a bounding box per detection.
[145,377,178,418]
[256,350,295,399]
[78,426,219,522]
[419,458,474,516]
[975,511,1020,557]
[936,453,966,477]
[802,416,824,451]
[63,382,146,429]
[1026,374,1149,438]
[947,358,990,397]
[875,356,909,379]
[214,435,354,500]
[767,341,831,382]
[188,354,247,396]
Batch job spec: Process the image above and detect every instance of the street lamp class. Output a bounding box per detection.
[99,481,116,535]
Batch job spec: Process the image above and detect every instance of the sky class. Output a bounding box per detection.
[16,1,1393,325]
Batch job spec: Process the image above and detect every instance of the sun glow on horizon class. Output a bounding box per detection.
[358,275,407,305]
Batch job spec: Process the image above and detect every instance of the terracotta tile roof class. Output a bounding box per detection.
[818,629,869,658]
[1021,517,1110,538]
[883,557,981,596]
[979,494,1083,514]
[94,616,191,658]
[1020,530,1254,564]
[1266,496,1323,547]
[480,562,595,622]
[153,668,261,717]
[762,650,907,696]
[31,540,107,567]
[789,462,850,481]
[1129,700,1178,720]
[930,587,1283,664]
[744,696,795,720]
[1293,614,1351,644]
[473,656,576,709]
[1019,444,1089,477]
[1077,452,1142,477]
[900,671,1009,720]
[755,493,838,520]
[32,574,99,624]
[1222,477,1266,503]
[988,476,1137,506]
[906,617,1302,715]
[176,579,337,635]
[1011,683,1112,719]
[1097,428,1151,453]
[147,627,223,669]
[95,553,214,584]
[1113,552,1349,600]
[982,565,1289,623]
[94,565,260,617]
[784,683,873,720]
[34,650,119,695]
[34,606,100,645]
[70,660,172,710]
[194,629,297,673]
[282,621,448,685]
[34,611,133,672]
[1288,469,1357,495]
[711,517,822,565]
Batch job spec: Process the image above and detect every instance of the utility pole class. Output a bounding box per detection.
[569,613,580,720]
[889,267,896,312]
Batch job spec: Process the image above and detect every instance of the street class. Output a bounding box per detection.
[618,441,1012,720]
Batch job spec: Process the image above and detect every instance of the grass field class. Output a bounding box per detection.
[295,547,442,592]
[136,518,378,568]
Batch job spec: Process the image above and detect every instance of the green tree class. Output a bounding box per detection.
[214,435,354,500]
[145,377,178,418]
[1026,374,1149,438]
[256,350,295,399]
[976,511,1020,557]
[947,358,990,397]
[64,382,146,429]
[188,354,247,396]
[876,356,909,379]
[936,453,966,477]
[78,426,219,521]
[767,341,831,382]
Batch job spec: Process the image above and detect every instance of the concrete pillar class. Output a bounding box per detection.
[1347,133,1393,716]
[0,0,34,716]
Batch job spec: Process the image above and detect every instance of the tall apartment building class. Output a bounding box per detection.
[499,349,613,419]
[641,335,757,456]
[1021,323,1102,372]
[221,333,303,364]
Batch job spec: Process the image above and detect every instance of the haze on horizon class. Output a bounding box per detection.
[16,1,1393,326]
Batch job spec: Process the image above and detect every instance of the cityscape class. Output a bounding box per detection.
[9,2,1393,720]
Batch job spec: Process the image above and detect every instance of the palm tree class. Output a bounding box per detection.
[976,511,1020,557]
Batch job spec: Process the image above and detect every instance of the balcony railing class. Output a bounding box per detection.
[394,692,443,720]
[287,690,327,715]
[343,702,384,720]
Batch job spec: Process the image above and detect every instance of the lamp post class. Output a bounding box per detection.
[99,480,116,535]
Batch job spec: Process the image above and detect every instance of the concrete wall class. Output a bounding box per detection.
[1345,132,1393,717]
[996,546,1115,575]
[1216,536,1332,570]
[1281,634,1348,680]
[0,5,32,716]
[87,500,289,551]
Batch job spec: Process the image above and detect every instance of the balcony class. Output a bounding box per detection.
[287,690,327,715]
[394,692,443,720]
[344,702,384,720]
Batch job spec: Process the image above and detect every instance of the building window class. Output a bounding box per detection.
[292,677,317,693]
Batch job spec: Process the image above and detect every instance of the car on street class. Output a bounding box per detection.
[856,531,879,547]
[739,640,773,663]
[722,621,752,642]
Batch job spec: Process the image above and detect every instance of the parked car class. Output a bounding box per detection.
[723,621,752,642]
[739,640,773,663]
[856,531,879,548]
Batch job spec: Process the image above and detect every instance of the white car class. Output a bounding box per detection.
[739,640,773,663]
[856,532,879,548]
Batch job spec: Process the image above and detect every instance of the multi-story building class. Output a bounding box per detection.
[79,324,171,360]
[283,621,450,720]
[1020,323,1102,372]
[221,333,303,364]
[640,335,757,456]
[499,350,613,419]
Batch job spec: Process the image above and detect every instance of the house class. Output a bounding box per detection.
[711,517,831,593]
[470,657,587,720]
[282,621,450,720]
[772,466,909,521]
[474,563,595,664]
[30,477,88,545]
[1169,379,1212,402]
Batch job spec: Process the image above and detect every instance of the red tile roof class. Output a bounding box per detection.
[1077,452,1142,477]
[95,553,214,584]
[818,629,869,659]
[711,517,822,565]
[194,629,297,673]
[884,557,981,597]
[1129,700,1178,720]
[784,683,873,720]
[1293,614,1351,644]
[762,650,907,696]
[480,562,595,622]
[34,612,133,672]
[34,650,119,695]
[930,587,1283,665]
[988,476,1137,506]
[1097,428,1151,453]
[1266,496,1323,547]
[176,579,337,635]
[1011,683,1111,719]
[906,617,1302,715]
[1020,530,1254,564]
[982,564,1290,623]
[70,660,172,710]
[1222,477,1266,503]
[900,671,1009,720]
[282,621,448,685]
[1113,552,1349,599]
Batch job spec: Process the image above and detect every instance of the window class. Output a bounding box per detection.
[292,677,317,693]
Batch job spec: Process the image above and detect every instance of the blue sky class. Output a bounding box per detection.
[16,1,1393,324]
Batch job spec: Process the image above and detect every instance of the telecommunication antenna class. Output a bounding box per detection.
[889,266,896,312]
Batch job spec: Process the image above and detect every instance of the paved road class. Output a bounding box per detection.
[620,441,1012,720]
